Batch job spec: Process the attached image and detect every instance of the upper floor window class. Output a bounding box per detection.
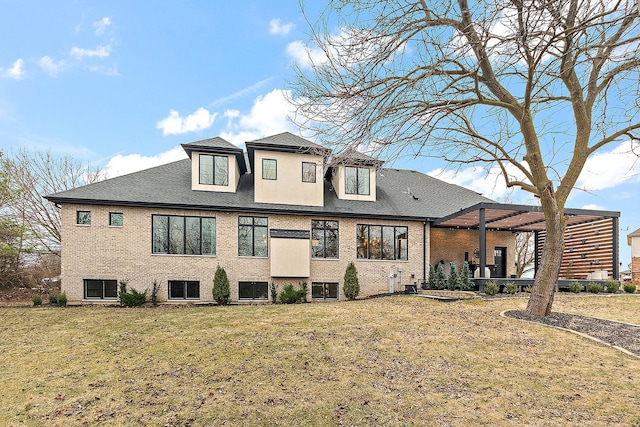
[109,212,123,227]
[262,159,277,180]
[311,220,339,259]
[238,216,268,257]
[77,211,91,225]
[200,155,229,186]
[152,215,216,255]
[356,224,408,260]
[302,162,316,183]
[345,167,370,195]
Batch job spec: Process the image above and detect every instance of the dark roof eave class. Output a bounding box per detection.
[45,196,432,222]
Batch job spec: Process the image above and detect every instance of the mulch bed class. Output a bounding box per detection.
[505,310,640,357]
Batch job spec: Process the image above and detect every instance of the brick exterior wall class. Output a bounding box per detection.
[633,257,640,286]
[61,204,433,303]
[430,228,516,278]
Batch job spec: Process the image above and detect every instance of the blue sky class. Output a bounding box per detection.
[1,1,638,269]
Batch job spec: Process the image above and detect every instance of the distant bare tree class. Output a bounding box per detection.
[4,149,104,255]
[515,232,535,278]
[291,0,640,316]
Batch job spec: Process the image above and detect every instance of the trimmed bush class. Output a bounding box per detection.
[434,263,447,290]
[213,265,230,305]
[32,294,42,306]
[57,292,68,307]
[485,281,499,296]
[459,261,473,291]
[427,264,436,289]
[587,282,603,294]
[49,294,58,305]
[279,283,307,304]
[343,262,360,300]
[604,279,620,294]
[447,262,458,290]
[503,281,518,295]
[523,285,532,293]
[623,283,636,293]
[569,281,582,293]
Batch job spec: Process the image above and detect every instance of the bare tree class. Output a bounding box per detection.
[291,0,640,316]
[515,232,535,278]
[4,149,104,256]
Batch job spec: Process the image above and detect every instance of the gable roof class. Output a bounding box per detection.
[46,160,494,221]
[245,132,331,174]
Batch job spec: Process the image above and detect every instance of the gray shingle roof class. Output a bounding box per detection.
[248,132,330,152]
[181,136,247,173]
[46,159,493,221]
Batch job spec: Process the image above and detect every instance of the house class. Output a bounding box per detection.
[628,228,640,285]
[46,132,620,303]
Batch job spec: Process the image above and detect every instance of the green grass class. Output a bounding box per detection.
[1,295,639,426]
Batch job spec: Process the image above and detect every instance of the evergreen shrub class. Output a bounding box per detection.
[343,262,360,300]
[213,265,230,305]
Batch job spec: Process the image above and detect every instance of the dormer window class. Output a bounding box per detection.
[345,166,370,195]
[199,155,229,186]
[302,162,316,183]
[262,159,277,180]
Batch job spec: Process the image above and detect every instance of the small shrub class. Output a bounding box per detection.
[300,281,308,302]
[120,287,147,307]
[503,281,518,295]
[49,294,58,305]
[279,284,307,304]
[587,282,603,294]
[343,262,360,300]
[523,285,532,293]
[427,264,436,289]
[569,281,583,293]
[459,261,473,291]
[57,292,68,307]
[151,280,161,306]
[485,281,499,296]
[623,283,636,293]
[434,263,447,290]
[447,262,458,290]
[604,279,620,294]
[213,265,230,305]
[32,295,42,306]
[270,282,278,303]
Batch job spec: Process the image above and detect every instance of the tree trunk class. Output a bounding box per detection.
[525,198,566,316]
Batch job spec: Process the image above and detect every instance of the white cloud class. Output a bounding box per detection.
[269,18,294,35]
[286,41,327,69]
[39,56,65,75]
[105,146,188,178]
[581,203,606,210]
[156,107,218,136]
[1,58,25,80]
[220,89,298,145]
[70,45,111,59]
[576,140,640,191]
[93,17,112,35]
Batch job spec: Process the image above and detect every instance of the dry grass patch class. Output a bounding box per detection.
[0,295,639,426]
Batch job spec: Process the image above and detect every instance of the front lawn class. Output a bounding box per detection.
[1,295,639,426]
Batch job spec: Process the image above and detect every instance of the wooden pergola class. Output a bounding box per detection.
[432,202,621,280]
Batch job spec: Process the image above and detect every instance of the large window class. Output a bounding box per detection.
[77,211,91,225]
[356,224,408,260]
[345,166,370,195]
[302,162,316,183]
[168,280,200,299]
[84,279,117,299]
[312,282,338,300]
[199,155,229,186]
[239,281,268,300]
[311,220,339,259]
[238,216,268,257]
[262,159,277,180]
[152,215,216,255]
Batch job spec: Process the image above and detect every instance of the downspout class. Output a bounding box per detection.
[422,220,427,289]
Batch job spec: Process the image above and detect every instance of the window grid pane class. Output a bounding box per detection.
[199,154,214,185]
[238,217,268,257]
[262,159,277,180]
[357,167,370,195]
[356,224,408,261]
[214,156,229,186]
[302,162,316,183]
[153,215,216,256]
[77,211,91,225]
[109,212,123,227]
